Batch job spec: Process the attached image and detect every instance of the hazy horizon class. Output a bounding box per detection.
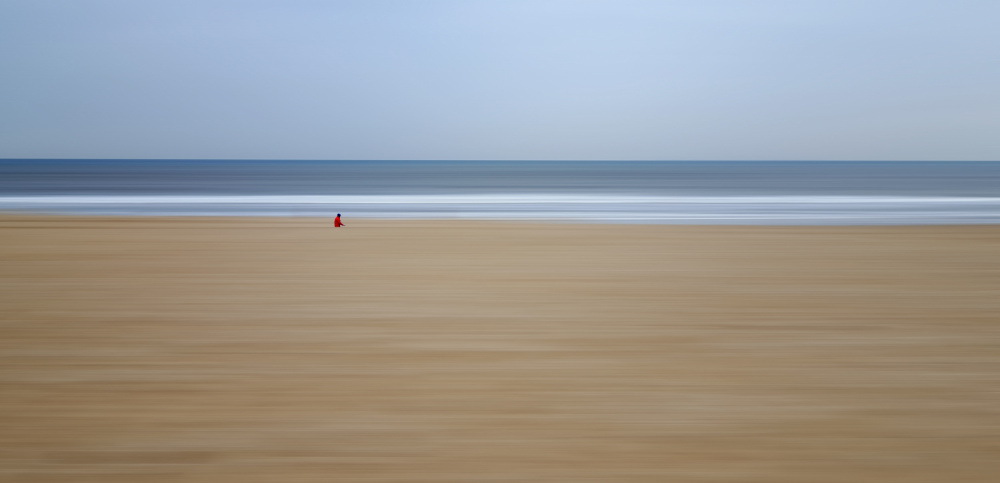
[4,158,1000,162]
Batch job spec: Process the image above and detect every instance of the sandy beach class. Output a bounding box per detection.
[1,215,998,482]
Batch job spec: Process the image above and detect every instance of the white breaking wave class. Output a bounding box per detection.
[3,194,1000,204]
[2,194,999,224]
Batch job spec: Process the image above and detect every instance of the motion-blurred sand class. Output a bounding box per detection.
[1,216,998,482]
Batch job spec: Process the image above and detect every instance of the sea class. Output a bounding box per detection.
[1,160,999,225]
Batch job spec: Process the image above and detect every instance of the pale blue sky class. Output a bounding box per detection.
[1,0,997,160]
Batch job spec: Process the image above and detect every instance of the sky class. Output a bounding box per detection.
[1,0,998,161]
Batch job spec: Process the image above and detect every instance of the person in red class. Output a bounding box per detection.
[334,213,345,227]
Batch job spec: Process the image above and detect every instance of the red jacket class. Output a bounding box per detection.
[334,215,344,227]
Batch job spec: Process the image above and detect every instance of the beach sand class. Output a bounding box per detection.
[1,215,998,482]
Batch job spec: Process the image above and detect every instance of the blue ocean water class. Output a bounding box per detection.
[1,160,999,224]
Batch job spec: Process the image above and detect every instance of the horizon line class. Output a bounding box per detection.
[3,158,999,163]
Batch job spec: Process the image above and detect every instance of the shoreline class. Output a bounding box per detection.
[3,211,1000,226]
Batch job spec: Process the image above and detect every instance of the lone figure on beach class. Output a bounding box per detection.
[334,214,346,227]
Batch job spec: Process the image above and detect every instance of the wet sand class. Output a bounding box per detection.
[1,216,998,482]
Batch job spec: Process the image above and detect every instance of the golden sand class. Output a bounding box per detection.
[1,216,998,482]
